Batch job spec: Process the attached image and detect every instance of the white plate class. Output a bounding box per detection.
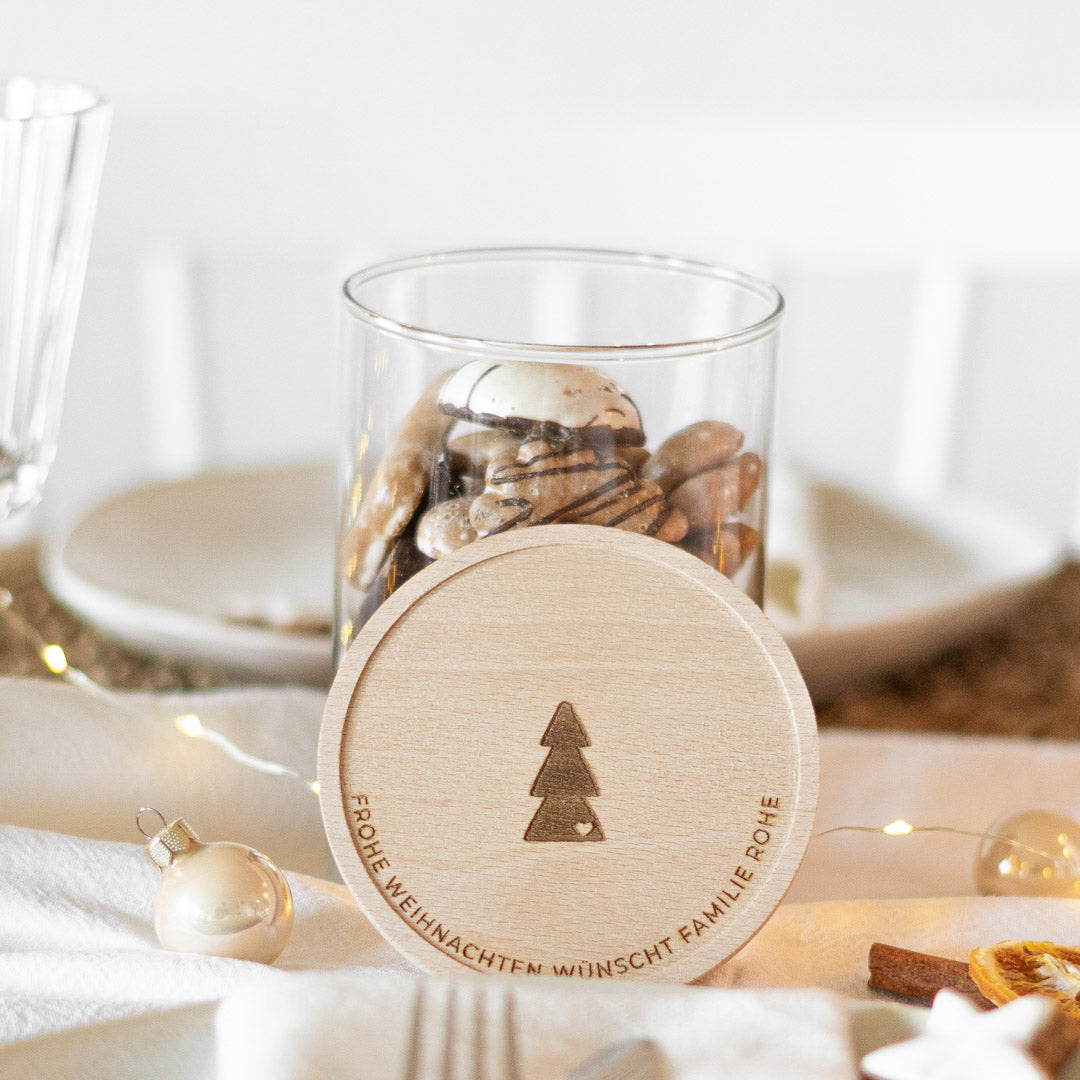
[43,463,337,686]
[43,464,1063,694]
[767,471,1064,700]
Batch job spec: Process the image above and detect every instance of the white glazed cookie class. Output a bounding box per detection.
[437,359,645,446]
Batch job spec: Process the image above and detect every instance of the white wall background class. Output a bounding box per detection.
[4,2,1080,540]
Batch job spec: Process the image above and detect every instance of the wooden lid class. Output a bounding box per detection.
[320,525,817,983]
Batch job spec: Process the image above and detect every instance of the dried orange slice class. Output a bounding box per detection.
[970,941,1080,1018]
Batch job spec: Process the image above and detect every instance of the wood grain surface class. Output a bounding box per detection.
[319,526,818,982]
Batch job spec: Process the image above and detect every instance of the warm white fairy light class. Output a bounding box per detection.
[41,643,68,674]
[883,819,913,836]
[813,819,1080,877]
[175,713,203,737]
[0,595,319,796]
[816,820,1055,852]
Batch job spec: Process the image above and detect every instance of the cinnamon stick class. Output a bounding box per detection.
[867,943,991,1008]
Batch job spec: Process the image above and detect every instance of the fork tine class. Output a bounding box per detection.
[504,989,522,1080]
[410,981,521,1080]
[442,984,458,1080]
[401,984,425,1080]
[472,984,485,1080]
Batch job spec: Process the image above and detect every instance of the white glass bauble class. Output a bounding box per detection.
[141,813,293,963]
[975,809,1080,899]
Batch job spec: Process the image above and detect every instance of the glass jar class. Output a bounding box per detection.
[335,248,782,663]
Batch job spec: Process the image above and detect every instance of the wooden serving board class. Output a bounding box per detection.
[319,525,818,983]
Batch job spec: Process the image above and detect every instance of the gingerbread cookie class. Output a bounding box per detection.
[469,439,686,541]
[438,359,645,446]
[469,440,632,535]
[346,371,454,588]
[416,496,478,559]
[571,477,689,542]
[667,451,762,533]
[681,522,762,578]
[616,445,651,474]
[642,420,744,493]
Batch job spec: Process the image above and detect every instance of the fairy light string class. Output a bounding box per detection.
[0,588,320,795]
[814,819,1080,882]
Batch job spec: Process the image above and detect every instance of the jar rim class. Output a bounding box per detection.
[342,247,784,361]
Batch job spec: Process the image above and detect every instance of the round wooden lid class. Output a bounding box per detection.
[320,525,817,983]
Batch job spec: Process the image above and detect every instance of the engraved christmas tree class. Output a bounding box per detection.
[524,701,604,842]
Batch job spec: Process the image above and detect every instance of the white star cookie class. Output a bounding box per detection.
[861,989,1079,1080]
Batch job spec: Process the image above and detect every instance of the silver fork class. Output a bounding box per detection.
[401,981,523,1080]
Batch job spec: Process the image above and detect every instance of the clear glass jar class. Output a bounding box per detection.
[335,248,782,662]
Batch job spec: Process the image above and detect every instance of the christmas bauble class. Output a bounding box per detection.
[141,812,294,963]
[975,809,1080,899]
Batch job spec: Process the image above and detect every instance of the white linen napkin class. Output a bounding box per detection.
[214,974,857,1080]
[5,818,1080,1077]
[0,822,409,1049]
[5,678,1080,1077]
[706,895,1080,998]
[0,676,332,877]
[0,821,858,1078]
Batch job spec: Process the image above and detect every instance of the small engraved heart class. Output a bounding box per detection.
[574,821,593,836]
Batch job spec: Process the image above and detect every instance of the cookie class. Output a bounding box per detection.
[572,477,689,542]
[667,461,740,532]
[438,359,645,446]
[469,439,686,541]
[681,522,761,577]
[446,429,522,478]
[642,420,744,494]
[346,371,454,588]
[355,532,433,628]
[415,496,478,558]
[667,451,763,533]
[737,452,763,506]
[616,446,651,474]
[469,440,632,536]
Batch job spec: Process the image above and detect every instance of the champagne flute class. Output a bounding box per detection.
[0,76,111,521]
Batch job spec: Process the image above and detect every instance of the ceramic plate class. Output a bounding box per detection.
[43,463,337,685]
[767,470,1064,700]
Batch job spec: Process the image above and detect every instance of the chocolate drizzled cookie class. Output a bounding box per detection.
[470,440,632,535]
[347,358,765,632]
[469,439,687,541]
[571,476,689,542]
